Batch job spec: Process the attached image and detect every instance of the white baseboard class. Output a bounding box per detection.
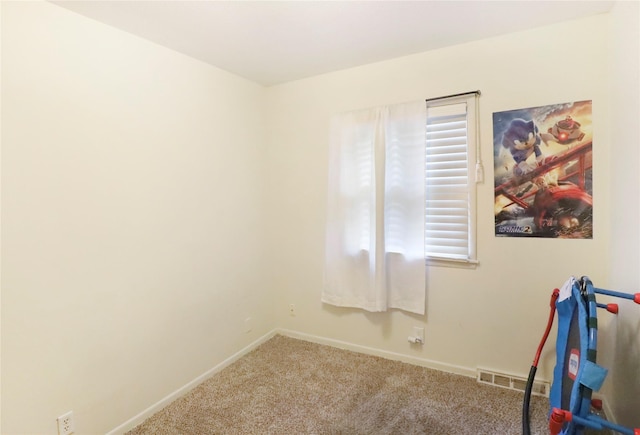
[602,397,615,424]
[276,328,477,378]
[106,330,278,435]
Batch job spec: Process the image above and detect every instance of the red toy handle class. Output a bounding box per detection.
[533,289,559,366]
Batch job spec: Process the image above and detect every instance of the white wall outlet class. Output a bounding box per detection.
[408,326,424,344]
[57,411,75,435]
[244,317,252,333]
[289,304,295,316]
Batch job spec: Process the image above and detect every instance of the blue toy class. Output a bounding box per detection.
[523,276,640,435]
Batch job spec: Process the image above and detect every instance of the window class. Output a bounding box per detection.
[322,95,479,314]
[425,97,478,264]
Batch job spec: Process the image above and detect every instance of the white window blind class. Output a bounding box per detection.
[425,101,477,262]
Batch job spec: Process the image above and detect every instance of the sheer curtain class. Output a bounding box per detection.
[322,100,427,315]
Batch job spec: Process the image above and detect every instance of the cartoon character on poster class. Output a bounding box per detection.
[493,100,593,239]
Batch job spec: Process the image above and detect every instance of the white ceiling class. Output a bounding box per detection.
[51,1,615,86]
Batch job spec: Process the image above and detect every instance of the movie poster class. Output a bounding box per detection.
[493,100,593,239]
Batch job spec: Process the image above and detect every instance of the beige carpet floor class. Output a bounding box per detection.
[127,335,549,434]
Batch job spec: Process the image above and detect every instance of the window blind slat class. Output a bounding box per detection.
[425,240,468,249]
[426,227,467,234]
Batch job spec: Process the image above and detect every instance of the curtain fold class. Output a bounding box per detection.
[322,100,427,315]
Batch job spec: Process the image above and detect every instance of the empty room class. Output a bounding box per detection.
[1,1,639,434]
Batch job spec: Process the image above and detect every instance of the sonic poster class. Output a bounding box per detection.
[493,100,593,239]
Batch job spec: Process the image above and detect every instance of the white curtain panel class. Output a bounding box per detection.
[322,100,427,315]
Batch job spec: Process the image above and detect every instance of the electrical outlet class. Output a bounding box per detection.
[412,327,424,344]
[289,304,295,316]
[57,411,75,435]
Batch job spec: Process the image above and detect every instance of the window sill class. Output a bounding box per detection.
[426,256,478,269]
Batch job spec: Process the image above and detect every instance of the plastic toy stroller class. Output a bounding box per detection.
[523,276,640,435]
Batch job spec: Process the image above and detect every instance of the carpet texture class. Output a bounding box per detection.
[127,335,549,434]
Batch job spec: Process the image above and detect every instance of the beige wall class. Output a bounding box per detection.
[265,13,611,383]
[1,2,274,433]
[2,1,639,434]
[604,0,640,427]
